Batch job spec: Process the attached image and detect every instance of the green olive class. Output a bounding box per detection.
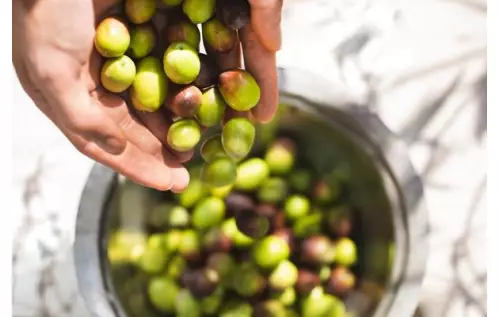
[221,218,254,248]
[192,197,226,230]
[284,195,311,221]
[252,235,290,270]
[100,55,136,93]
[234,158,270,191]
[130,56,168,112]
[253,300,287,317]
[177,179,209,208]
[257,177,288,204]
[182,0,216,24]
[165,254,187,279]
[269,260,299,290]
[94,17,130,58]
[163,229,182,254]
[148,276,179,313]
[125,0,156,24]
[196,87,227,127]
[200,286,225,314]
[289,168,313,193]
[335,238,357,267]
[179,229,201,260]
[128,24,156,59]
[201,157,237,188]
[107,230,146,265]
[175,289,201,317]
[166,119,201,152]
[138,241,167,274]
[219,300,253,317]
[163,42,201,84]
[264,138,296,176]
[166,20,200,49]
[222,117,255,160]
[292,212,323,239]
[201,134,227,162]
[233,262,266,297]
[271,287,297,307]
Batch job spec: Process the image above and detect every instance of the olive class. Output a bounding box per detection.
[94,17,130,58]
[270,210,286,231]
[210,184,234,198]
[201,134,227,162]
[233,262,266,297]
[100,55,136,93]
[284,195,311,221]
[295,269,321,295]
[166,205,190,228]
[202,18,237,53]
[253,300,287,317]
[182,268,220,297]
[196,87,227,127]
[183,0,216,24]
[269,260,299,290]
[252,235,290,270]
[270,287,297,307]
[325,267,356,297]
[165,254,187,280]
[300,235,336,266]
[216,0,251,30]
[234,158,270,191]
[163,229,182,254]
[178,178,209,208]
[221,218,254,248]
[334,238,357,267]
[166,85,203,118]
[206,252,236,286]
[166,19,200,49]
[224,192,255,215]
[130,56,168,112]
[292,212,323,239]
[264,138,296,176]
[175,289,202,317]
[203,227,232,253]
[285,309,300,317]
[194,54,221,89]
[125,0,156,24]
[148,202,173,228]
[257,177,288,204]
[201,157,237,187]
[222,117,256,160]
[179,229,201,262]
[300,287,339,317]
[326,206,353,237]
[220,300,254,317]
[319,266,332,283]
[128,23,156,59]
[138,240,167,274]
[192,196,226,230]
[166,118,201,152]
[311,180,340,206]
[272,229,295,253]
[107,230,146,265]
[219,69,261,111]
[200,286,225,314]
[163,42,201,84]
[288,168,313,193]
[235,209,271,239]
[147,276,179,313]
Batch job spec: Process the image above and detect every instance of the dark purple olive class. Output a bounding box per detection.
[182,268,220,298]
[300,235,336,266]
[272,228,295,253]
[326,206,353,237]
[255,203,278,218]
[295,269,321,295]
[216,0,251,31]
[224,192,255,215]
[194,53,220,89]
[325,267,356,297]
[202,227,232,253]
[235,209,271,239]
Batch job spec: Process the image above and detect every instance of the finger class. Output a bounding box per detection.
[240,24,278,123]
[92,90,191,191]
[248,0,283,52]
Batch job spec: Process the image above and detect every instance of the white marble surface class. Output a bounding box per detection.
[11,0,486,316]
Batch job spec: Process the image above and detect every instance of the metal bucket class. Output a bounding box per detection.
[74,67,428,317]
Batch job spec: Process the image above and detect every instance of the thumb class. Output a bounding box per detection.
[248,0,283,52]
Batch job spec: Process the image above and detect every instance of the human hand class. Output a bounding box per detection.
[13,0,193,192]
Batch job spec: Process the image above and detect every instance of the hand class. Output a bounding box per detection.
[13,0,191,192]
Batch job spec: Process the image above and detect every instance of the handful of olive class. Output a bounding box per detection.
[108,133,360,317]
[94,0,259,179]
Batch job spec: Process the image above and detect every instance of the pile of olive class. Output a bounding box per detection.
[95,0,259,177]
[108,134,359,317]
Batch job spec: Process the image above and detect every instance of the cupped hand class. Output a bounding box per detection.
[12,0,282,192]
